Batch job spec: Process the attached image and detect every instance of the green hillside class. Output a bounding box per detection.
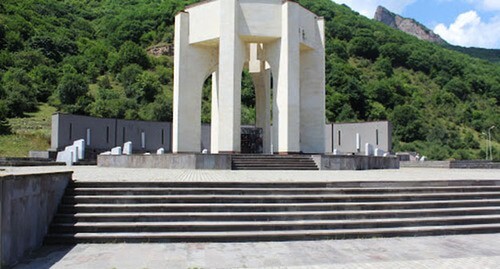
[446,45,500,64]
[0,0,498,160]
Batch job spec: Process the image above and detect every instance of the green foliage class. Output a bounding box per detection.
[390,105,426,142]
[0,102,12,135]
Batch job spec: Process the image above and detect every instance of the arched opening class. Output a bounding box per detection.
[241,70,256,125]
[200,75,213,152]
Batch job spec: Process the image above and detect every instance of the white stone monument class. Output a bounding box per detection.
[111,147,122,155]
[375,148,385,157]
[173,0,325,155]
[73,139,85,160]
[365,143,374,156]
[123,142,132,155]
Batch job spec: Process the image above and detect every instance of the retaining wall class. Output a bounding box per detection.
[98,154,232,170]
[312,155,400,170]
[0,172,72,268]
[400,161,499,169]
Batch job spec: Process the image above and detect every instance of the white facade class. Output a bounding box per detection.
[173,0,326,154]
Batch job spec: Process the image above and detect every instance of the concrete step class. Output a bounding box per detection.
[67,186,500,196]
[46,180,500,244]
[58,199,500,213]
[49,215,500,233]
[69,180,500,188]
[232,155,313,158]
[231,162,316,166]
[231,155,318,170]
[44,223,500,244]
[61,192,500,204]
[52,206,500,223]
[232,167,319,170]
[231,160,317,164]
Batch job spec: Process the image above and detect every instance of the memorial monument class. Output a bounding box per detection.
[173,0,326,154]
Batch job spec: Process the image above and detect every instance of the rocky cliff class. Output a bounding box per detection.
[374,6,446,45]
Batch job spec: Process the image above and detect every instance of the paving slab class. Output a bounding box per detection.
[13,234,500,269]
[1,166,499,182]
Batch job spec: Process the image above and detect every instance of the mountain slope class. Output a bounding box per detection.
[0,0,499,160]
[373,5,500,63]
[374,6,446,44]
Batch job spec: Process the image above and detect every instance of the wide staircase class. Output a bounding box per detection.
[231,155,319,170]
[44,180,500,244]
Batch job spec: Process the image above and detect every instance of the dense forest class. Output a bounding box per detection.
[0,0,499,160]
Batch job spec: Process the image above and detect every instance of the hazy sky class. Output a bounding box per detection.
[332,0,500,49]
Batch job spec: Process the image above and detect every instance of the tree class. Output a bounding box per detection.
[119,64,143,89]
[348,36,378,60]
[57,73,89,106]
[110,41,149,73]
[390,104,426,142]
[131,72,161,103]
[0,101,12,135]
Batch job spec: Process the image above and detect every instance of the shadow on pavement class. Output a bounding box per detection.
[11,245,75,269]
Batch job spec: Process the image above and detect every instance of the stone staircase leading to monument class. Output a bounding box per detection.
[44,180,500,244]
[231,155,319,170]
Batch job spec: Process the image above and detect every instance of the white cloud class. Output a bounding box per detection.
[460,0,500,11]
[332,0,416,18]
[434,11,500,48]
[481,0,500,11]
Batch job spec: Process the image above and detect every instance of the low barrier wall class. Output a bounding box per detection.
[450,161,500,169]
[400,160,499,169]
[312,155,400,170]
[0,172,72,268]
[0,158,64,167]
[98,154,233,170]
[400,161,451,168]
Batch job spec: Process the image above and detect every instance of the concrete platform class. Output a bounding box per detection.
[13,234,500,269]
[1,166,498,182]
[97,154,399,170]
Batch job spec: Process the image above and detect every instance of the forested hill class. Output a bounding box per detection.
[0,0,499,160]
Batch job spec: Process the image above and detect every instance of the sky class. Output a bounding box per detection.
[331,0,500,49]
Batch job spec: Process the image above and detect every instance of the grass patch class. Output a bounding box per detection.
[0,103,56,157]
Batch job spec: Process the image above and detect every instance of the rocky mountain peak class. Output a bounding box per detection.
[374,6,447,45]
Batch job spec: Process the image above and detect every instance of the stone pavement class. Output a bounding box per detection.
[1,166,499,182]
[14,234,500,269]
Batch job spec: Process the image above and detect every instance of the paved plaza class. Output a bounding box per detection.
[13,234,500,269]
[1,166,499,182]
[3,166,500,268]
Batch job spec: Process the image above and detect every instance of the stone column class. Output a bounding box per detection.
[210,70,219,153]
[217,0,246,153]
[173,12,201,153]
[173,12,218,153]
[299,17,326,153]
[249,44,272,153]
[276,1,301,154]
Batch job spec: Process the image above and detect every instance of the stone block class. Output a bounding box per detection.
[375,148,385,157]
[365,143,374,156]
[56,145,77,165]
[123,142,132,155]
[73,139,85,160]
[56,150,70,165]
[111,147,122,155]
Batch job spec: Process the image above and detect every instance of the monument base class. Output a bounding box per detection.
[98,154,232,170]
[98,154,399,170]
[312,155,400,170]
